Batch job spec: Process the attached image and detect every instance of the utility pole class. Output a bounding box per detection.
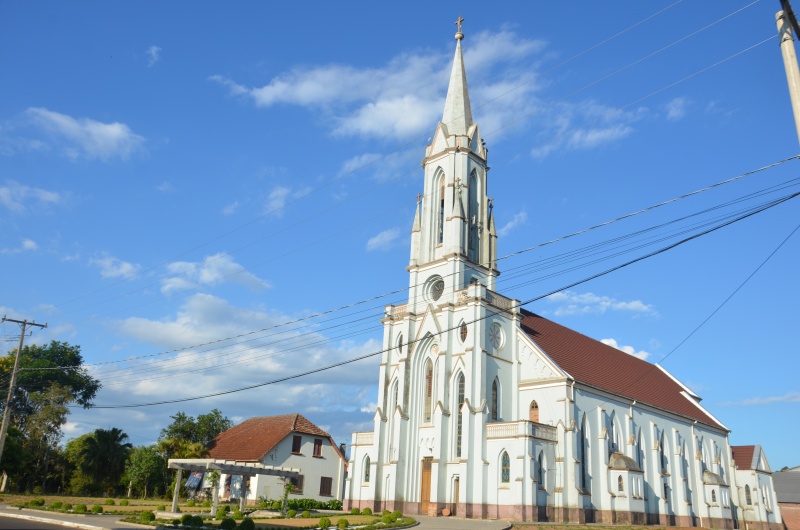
[0,316,47,466]
[776,1,800,146]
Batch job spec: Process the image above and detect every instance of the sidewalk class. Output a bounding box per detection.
[414,514,513,530]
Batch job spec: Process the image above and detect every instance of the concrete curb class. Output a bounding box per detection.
[0,512,106,530]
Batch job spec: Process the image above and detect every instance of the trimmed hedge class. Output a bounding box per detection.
[239,518,255,530]
[220,517,236,530]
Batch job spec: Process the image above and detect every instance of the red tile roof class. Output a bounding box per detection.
[731,445,756,470]
[207,413,343,462]
[519,309,724,430]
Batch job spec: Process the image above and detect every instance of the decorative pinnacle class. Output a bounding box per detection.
[417,193,422,205]
[455,16,464,40]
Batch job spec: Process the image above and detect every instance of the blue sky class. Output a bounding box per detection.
[1,1,798,469]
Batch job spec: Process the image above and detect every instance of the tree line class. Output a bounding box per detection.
[0,341,232,496]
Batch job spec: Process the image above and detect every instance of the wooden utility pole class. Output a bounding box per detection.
[0,316,47,466]
[777,1,800,146]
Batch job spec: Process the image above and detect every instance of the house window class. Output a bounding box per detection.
[501,451,510,483]
[292,435,302,454]
[529,400,539,423]
[319,476,333,497]
[290,475,304,494]
[711,489,717,504]
[745,484,752,505]
[313,438,323,457]
[364,456,371,483]
[618,475,624,492]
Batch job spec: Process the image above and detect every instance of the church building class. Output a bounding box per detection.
[344,23,783,529]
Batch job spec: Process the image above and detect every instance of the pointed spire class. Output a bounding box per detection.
[412,194,422,232]
[442,18,473,136]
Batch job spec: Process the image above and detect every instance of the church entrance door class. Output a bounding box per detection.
[420,457,432,514]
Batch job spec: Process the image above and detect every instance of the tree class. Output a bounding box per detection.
[22,384,72,492]
[1,341,101,426]
[159,409,233,446]
[123,446,167,498]
[77,428,132,495]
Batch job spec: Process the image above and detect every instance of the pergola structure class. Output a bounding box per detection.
[167,458,300,515]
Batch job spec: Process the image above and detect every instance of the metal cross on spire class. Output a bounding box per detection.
[455,16,464,40]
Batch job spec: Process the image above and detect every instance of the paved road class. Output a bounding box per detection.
[0,507,513,530]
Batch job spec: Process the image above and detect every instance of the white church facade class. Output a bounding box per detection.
[344,23,783,529]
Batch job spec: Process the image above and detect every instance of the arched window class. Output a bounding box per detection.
[609,412,619,455]
[579,414,590,492]
[456,373,465,458]
[745,484,752,505]
[501,451,510,483]
[537,451,545,488]
[711,489,717,503]
[423,359,433,423]
[491,379,499,421]
[660,431,668,472]
[437,175,445,244]
[364,456,371,483]
[529,400,539,423]
[467,171,479,259]
[636,429,644,470]
[618,475,624,492]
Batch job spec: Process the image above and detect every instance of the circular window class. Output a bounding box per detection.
[460,321,468,342]
[426,275,445,302]
[489,322,505,351]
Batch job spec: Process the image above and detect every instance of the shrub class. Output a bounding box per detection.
[91,505,103,514]
[319,517,332,530]
[157,505,166,511]
[62,503,72,512]
[362,507,372,515]
[140,511,155,523]
[73,504,87,514]
[271,500,282,510]
[105,499,116,506]
[219,504,231,514]
[220,517,236,530]
[239,518,255,530]
[120,500,129,506]
[382,513,397,524]
[287,509,297,518]
[48,502,63,510]
[172,519,181,526]
[186,499,196,507]
[392,510,402,518]
[336,518,349,529]
[28,498,45,507]
[350,507,360,515]
[232,509,243,520]
[190,515,204,527]
[202,500,211,508]
[180,513,194,526]
[326,499,342,511]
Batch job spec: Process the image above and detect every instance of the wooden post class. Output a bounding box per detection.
[172,468,183,513]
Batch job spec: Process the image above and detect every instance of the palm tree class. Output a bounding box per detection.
[79,428,132,494]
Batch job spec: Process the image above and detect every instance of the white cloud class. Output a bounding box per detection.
[600,338,651,361]
[146,45,162,67]
[264,185,291,216]
[89,254,141,279]
[211,29,545,141]
[338,149,418,182]
[162,252,270,295]
[0,238,38,255]
[0,180,62,213]
[721,392,800,406]
[94,293,381,445]
[498,211,527,237]
[25,107,145,161]
[221,201,240,215]
[665,97,689,122]
[546,290,655,316]
[366,228,401,252]
[156,181,174,193]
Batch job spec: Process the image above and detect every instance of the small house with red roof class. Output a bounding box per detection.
[207,413,347,503]
[731,445,782,530]
[344,23,783,529]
